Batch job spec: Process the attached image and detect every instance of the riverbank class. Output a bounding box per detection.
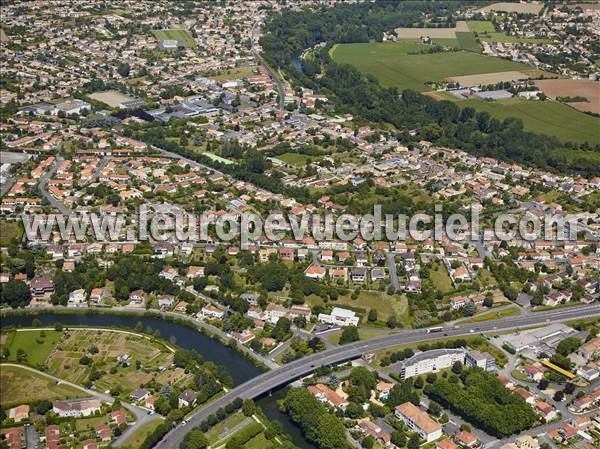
[0,306,272,373]
[0,310,315,449]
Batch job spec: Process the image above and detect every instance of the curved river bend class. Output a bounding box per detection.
[1,313,316,449]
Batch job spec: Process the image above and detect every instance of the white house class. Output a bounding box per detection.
[318,307,359,327]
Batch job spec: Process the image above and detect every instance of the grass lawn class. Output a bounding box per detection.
[120,419,162,448]
[276,152,319,166]
[209,66,258,81]
[152,29,195,48]
[326,327,396,345]
[244,433,271,449]
[459,306,520,324]
[438,92,600,144]
[5,330,64,367]
[205,412,247,444]
[429,263,453,293]
[0,220,22,246]
[305,291,410,326]
[0,364,83,407]
[75,415,108,431]
[331,42,529,91]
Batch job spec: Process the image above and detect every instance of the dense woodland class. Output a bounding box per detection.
[424,368,538,437]
[260,1,599,177]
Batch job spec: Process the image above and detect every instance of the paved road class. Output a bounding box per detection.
[37,156,72,215]
[386,252,400,292]
[157,303,600,448]
[251,17,285,112]
[1,363,160,447]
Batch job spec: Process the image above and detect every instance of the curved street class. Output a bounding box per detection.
[157,303,600,448]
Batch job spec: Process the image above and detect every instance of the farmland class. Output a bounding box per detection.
[152,28,195,48]
[478,2,543,14]
[331,42,530,91]
[45,328,184,394]
[395,20,468,39]
[438,92,600,144]
[535,79,600,114]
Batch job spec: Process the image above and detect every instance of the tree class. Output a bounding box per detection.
[452,361,463,374]
[339,326,359,345]
[0,280,31,308]
[553,391,564,402]
[367,309,378,322]
[272,317,292,342]
[407,433,421,449]
[556,337,581,356]
[182,429,208,449]
[361,436,375,448]
[538,379,549,390]
[242,399,256,417]
[391,431,406,448]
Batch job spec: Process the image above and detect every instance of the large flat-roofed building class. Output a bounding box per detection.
[395,402,442,442]
[400,348,466,379]
[465,350,496,372]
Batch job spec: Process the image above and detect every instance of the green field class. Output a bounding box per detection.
[5,330,64,366]
[459,306,520,324]
[0,220,22,246]
[120,420,162,448]
[331,42,528,91]
[456,32,482,53]
[466,21,496,33]
[275,152,318,166]
[0,364,83,407]
[152,29,195,48]
[439,92,600,144]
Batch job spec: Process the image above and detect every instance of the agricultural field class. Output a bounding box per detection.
[455,32,482,53]
[478,2,543,14]
[395,20,468,39]
[438,92,600,144]
[89,90,137,108]
[447,70,529,87]
[535,79,600,114]
[331,42,530,91]
[152,28,195,48]
[0,364,83,407]
[44,329,185,394]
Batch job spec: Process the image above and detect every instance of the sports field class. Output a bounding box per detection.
[439,92,600,144]
[331,42,529,91]
[153,29,195,48]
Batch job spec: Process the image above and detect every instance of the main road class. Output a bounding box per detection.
[158,303,600,448]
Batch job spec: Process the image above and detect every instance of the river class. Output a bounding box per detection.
[1,312,316,449]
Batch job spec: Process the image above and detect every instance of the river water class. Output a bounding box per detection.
[1,312,316,449]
